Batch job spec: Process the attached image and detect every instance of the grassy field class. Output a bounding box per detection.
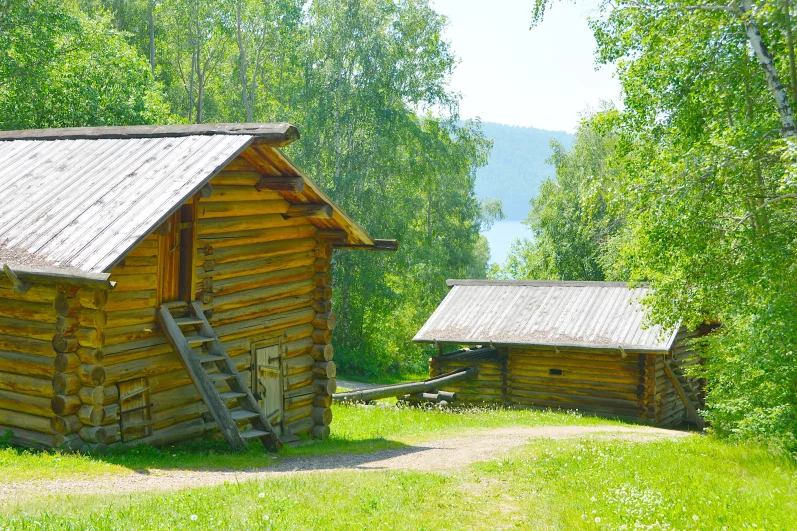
[0,403,609,482]
[1,405,795,530]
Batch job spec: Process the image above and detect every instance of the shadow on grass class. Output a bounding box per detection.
[88,435,408,473]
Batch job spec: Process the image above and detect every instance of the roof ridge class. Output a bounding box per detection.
[0,123,299,146]
[446,279,647,288]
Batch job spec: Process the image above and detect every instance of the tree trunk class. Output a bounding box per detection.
[740,0,797,136]
[784,0,797,104]
[148,0,155,75]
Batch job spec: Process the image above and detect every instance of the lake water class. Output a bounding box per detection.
[482,220,532,265]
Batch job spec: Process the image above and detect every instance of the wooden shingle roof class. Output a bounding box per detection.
[0,123,381,283]
[413,280,678,352]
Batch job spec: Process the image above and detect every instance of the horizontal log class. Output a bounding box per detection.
[212,307,316,342]
[313,361,336,379]
[311,406,332,426]
[197,199,289,218]
[211,279,315,313]
[0,409,56,434]
[255,176,304,192]
[283,416,314,437]
[313,394,332,408]
[0,284,59,304]
[284,204,333,219]
[284,384,315,400]
[312,329,332,344]
[197,214,305,235]
[77,347,104,365]
[78,404,105,426]
[284,371,314,392]
[210,266,315,297]
[0,389,55,417]
[52,333,78,354]
[197,225,317,249]
[75,328,104,349]
[50,414,81,435]
[76,364,106,386]
[54,352,80,372]
[0,348,55,378]
[202,238,317,265]
[283,393,314,410]
[282,403,312,424]
[0,370,54,397]
[52,372,81,395]
[51,394,82,415]
[79,425,109,444]
[312,312,337,331]
[0,317,57,342]
[313,272,331,288]
[313,378,336,396]
[284,354,315,375]
[335,368,477,403]
[312,424,330,439]
[0,336,54,357]
[122,418,207,448]
[198,185,265,202]
[78,386,106,405]
[196,250,316,281]
[284,336,314,359]
[311,343,334,361]
[312,299,332,313]
[104,353,183,386]
[104,290,156,312]
[105,308,157,328]
[314,286,332,300]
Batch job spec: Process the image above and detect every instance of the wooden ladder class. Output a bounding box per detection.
[157,301,283,451]
[664,359,706,429]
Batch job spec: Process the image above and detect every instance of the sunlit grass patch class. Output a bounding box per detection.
[472,436,797,530]
[0,402,611,482]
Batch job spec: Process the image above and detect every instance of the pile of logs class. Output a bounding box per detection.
[399,390,456,406]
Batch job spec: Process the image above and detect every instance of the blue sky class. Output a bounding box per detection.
[432,0,620,133]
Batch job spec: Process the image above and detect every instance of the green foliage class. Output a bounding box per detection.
[528,0,797,449]
[1,0,493,379]
[493,110,623,281]
[0,0,171,128]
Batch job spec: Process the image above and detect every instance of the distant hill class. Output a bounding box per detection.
[475,122,573,221]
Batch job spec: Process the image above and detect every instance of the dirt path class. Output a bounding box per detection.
[0,425,691,500]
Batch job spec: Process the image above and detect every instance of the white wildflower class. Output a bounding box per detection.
[594,516,601,524]
[259,492,265,499]
[190,515,198,521]
[692,515,699,521]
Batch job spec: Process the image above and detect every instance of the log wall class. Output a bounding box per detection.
[654,327,705,427]
[506,346,656,423]
[429,350,506,406]
[73,157,338,448]
[0,278,85,450]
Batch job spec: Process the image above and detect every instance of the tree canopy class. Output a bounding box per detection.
[518,0,797,449]
[1,0,496,377]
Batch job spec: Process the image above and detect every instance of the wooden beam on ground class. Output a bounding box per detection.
[333,367,477,403]
[255,176,305,193]
[283,204,333,219]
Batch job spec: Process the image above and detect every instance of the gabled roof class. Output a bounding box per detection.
[413,280,679,352]
[0,123,383,284]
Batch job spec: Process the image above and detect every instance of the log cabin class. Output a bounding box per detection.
[413,280,708,427]
[0,123,396,451]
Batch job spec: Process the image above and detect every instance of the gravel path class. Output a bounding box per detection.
[0,425,691,501]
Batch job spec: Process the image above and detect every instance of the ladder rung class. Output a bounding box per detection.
[196,354,225,364]
[175,317,204,326]
[187,336,216,346]
[119,387,149,401]
[209,372,237,382]
[240,429,270,439]
[219,391,247,401]
[230,409,260,421]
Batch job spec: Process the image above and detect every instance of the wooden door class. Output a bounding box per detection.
[157,203,195,304]
[254,344,282,433]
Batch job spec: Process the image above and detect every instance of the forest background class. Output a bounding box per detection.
[3,0,797,452]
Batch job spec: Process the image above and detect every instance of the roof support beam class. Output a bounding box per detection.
[283,204,333,219]
[334,239,399,251]
[255,176,304,192]
[2,264,31,294]
[2,264,115,291]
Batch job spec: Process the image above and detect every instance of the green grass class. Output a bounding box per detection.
[336,371,428,386]
[1,435,795,529]
[0,403,613,482]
